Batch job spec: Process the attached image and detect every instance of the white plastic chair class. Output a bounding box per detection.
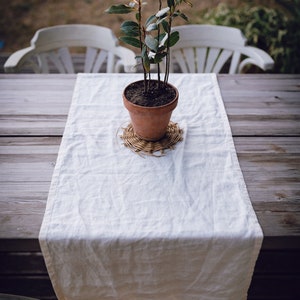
[4,24,136,73]
[168,24,274,74]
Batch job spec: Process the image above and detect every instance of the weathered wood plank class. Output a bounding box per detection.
[248,275,300,300]
[2,274,298,300]
[0,252,46,274]
[0,276,56,299]
[0,74,299,136]
[1,236,300,252]
[0,75,299,300]
[0,251,299,300]
[0,251,298,300]
[3,274,299,300]
[1,250,299,275]
[0,115,67,136]
[256,211,300,237]
[217,74,300,89]
[0,75,74,136]
[0,136,299,243]
[1,115,299,136]
[228,118,300,136]
[2,212,300,245]
[220,75,300,136]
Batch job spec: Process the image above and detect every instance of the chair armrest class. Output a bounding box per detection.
[238,46,274,73]
[114,46,137,73]
[4,47,37,73]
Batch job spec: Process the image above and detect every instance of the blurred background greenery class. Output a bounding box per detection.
[0,0,299,73]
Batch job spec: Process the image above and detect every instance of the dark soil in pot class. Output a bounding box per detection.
[124,80,177,107]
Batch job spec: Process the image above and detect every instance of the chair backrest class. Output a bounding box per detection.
[5,24,136,73]
[169,24,273,74]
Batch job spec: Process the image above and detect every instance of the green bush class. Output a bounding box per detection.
[196,2,300,73]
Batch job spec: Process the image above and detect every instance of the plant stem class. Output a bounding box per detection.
[138,0,147,92]
[164,15,172,85]
[157,0,162,88]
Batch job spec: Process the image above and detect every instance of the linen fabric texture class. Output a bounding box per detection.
[39,73,263,300]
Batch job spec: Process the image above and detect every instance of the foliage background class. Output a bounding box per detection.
[0,0,299,73]
[197,0,300,73]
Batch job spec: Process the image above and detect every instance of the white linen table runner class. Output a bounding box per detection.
[39,73,263,300]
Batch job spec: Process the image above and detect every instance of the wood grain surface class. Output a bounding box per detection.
[0,74,299,299]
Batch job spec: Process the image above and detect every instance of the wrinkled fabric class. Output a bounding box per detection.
[39,73,263,300]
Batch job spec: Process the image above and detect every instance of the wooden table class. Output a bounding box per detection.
[0,74,299,299]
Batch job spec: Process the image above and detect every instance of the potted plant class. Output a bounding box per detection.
[106,0,192,141]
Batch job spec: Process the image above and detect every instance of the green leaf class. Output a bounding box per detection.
[142,52,151,72]
[159,32,169,47]
[146,23,158,32]
[168,0,175,8]
[145,35,158,51]
[105,4,134,14]
[169,31,180,47]
[121,21,139,36]
[120,36,141,48]
[161,20,170,33]
[156,16,167,26]
[156,7,170,18]
[174,11,189,22]
[145,15,156,27]
[152,52,167,64]
[135,12,141,21]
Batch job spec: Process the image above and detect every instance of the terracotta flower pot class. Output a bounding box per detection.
[123,80,179,141]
